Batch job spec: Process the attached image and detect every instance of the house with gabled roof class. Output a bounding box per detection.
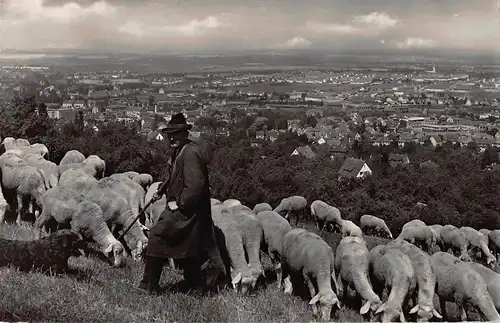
[337,157,372,180]
[389,153,410,168]
[291,145,316,159]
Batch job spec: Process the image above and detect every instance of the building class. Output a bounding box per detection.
[389,153,410,168]
[291,145,316,159]
[337,157,372,180]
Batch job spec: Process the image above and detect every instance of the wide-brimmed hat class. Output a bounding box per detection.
[157,113,193,133]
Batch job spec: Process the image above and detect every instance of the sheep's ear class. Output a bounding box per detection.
[105,244,113,255]
[231,272,242,286]
[375,302,386,314]
[433,308,443,319]
[309,293,321,305]
[360,301,371,315]
[73,231,84,241]
[409,304,419,314]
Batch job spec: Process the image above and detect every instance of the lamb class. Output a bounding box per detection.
[0,229,85,273]
[387,239,442,321]
[340,219,362,237]
[466,262,500,313]
[396,222,435,252]
[439,224,471,261]
[226,204,265,286]
[211,203,255,294]
[459,226,496,267]
[360,214,393,239]
[334,236,382,317]
[368,244,416,323]
[311,200,342,232]
[255,210,292,289]
[430,251,500,321]
[253,202,272,214]
[281,228,340,322]
[34,186,126,268]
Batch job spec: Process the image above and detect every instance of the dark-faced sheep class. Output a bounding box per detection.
[0,229,85,274]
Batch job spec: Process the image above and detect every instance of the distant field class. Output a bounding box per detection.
[0,222,479,322]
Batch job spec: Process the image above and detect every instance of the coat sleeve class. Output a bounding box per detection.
[177,145,206,215]
[158,157,173,195]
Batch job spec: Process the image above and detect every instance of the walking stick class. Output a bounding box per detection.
[118,180,169,241]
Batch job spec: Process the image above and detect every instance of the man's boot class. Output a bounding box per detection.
[137,256,165,295]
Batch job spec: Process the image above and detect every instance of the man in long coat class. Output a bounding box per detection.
[137,113,225,294]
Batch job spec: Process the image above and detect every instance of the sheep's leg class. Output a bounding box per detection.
[270,251,282,289]
[336,274,346,305]
[0,192,7,224]
[16,193,26,225]
[33,209,52,237]
[439,297,448,321]
[282,263,293,295]
[303,271,319,316]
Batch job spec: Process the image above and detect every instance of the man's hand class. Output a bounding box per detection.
[168,201,178,211]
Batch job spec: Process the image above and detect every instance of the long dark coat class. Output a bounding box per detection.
[145,139,218,259]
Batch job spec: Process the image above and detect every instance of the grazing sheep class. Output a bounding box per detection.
[255,210,292,289]
[223,199,241,207]
[211,203,255,294]
[210,198,221,206]
[281,228,340,322]
[82,155,106,179]
[430,252,500,321]
[34,186,126,268]
[466,262,500,313]
[131,173,153,190]
[59,150,85,165]
[397,224,434,252]
[334,236,382,317]
[368,244,417,323]
[439,224,471,261]
[311,200,342,232]
[0,229,85,273]
[360,214,393,239]
[402,219,427,230]
[387,239,442,322]
[459,226,496,267]
[226,204,265,286]
[487,230,500,263]
[428,224,444,250]
[340,219,362,237]
[253,202,272,214]
[273,195,308,226]
[23,153,59,189]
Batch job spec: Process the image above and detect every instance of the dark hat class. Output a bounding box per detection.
[157,113,193,133]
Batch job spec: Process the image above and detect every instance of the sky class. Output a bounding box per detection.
[0,0,499,54]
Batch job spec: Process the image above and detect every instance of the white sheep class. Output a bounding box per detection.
[253,202,272,214]
[226,204,265,286]
[459,226,496,267]
[427,224,444,250]
[480,228,492,237]
[334,236,382,317]
[211,203,255,294]
[439,224,471,261]
[368,244,416,323]
[273,195,308,226]
[387,239,442,322]
[397,223,434,252]
[430,251,500,321]
[255,210,292,289]
[281,228,340,321]
[467,261,500,313]
[340,219,362,237]
[310,200,342,232]
[487,230,500,263]
[360,214,393,239]
[223,199,241,207]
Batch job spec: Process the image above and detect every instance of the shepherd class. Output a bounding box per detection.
[137,112,226,295]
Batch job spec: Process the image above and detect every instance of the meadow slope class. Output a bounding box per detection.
[0,223,473,322]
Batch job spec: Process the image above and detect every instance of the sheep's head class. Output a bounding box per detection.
[231,271,255,294]
[359,297,383,316]
[409,304,442,322]
[309,290,340,322]
[375,303,406,323]
[105,242,126,268]
[486,254,497,267]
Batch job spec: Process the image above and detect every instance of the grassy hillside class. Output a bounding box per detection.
[0,223,471,322]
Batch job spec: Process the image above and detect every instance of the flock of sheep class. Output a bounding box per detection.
[1,137,500,322]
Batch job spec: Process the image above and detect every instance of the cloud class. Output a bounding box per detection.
[354,12,397,30]
[396,37,436,49]
[117,16,225,37]
[306,11,398,37]
[284,37,312,49]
